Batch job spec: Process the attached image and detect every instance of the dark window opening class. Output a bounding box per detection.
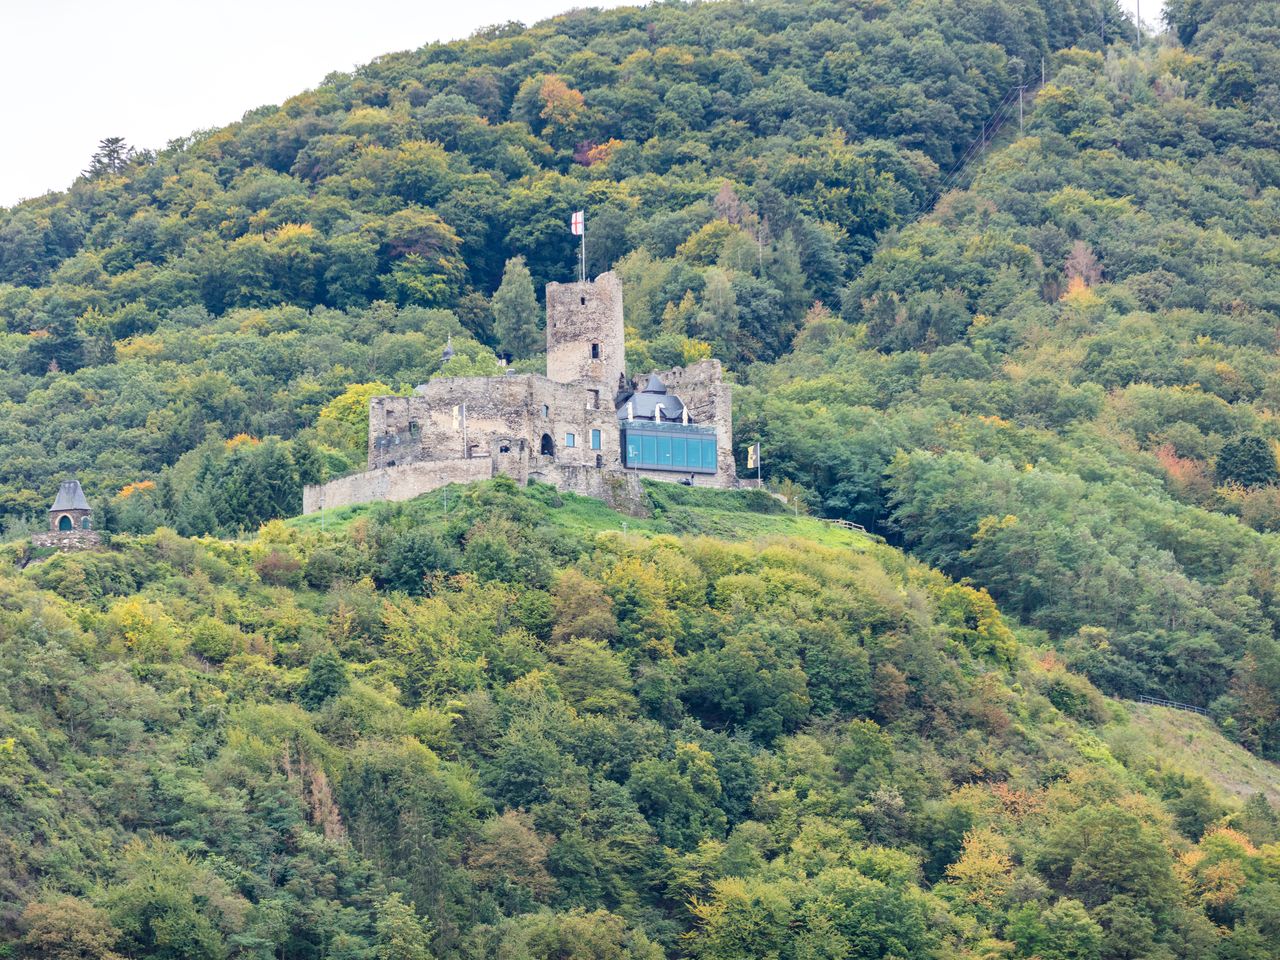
[408,420,419,436]
[387,460,396,467]
[540,433,555,457]
[580,296,586,305]
[589,389,600,409]
[595,454,603,468]
[499,443,511,453]
[590,342,600,359]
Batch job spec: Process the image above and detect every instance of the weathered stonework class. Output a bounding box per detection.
[546,272,626,393]
[33,479,99,552]
[303,270,739,518]
[30,530,101,551]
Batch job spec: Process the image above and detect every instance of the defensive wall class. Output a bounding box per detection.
[303,451,651,517]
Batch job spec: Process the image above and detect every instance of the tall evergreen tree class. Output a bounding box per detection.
[492,255,542,359]
[83,137,132,178]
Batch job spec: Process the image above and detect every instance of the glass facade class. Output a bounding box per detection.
[622,427,717,474]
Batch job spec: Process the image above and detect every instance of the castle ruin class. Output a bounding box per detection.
[303,271,740,516]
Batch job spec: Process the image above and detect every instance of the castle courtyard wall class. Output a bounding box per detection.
[303,457,493,514]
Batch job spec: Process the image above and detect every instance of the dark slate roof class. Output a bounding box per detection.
[49,479,90,513]
[617,375,687,422]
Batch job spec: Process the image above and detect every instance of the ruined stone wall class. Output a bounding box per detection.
[303,457,493,513]
[529,462,650,516]
[31,530,101,551]
[651,359,738,483]
[546,272,626,393]
[369,374,624,475]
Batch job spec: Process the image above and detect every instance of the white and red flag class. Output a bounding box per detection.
[570,210,585,236]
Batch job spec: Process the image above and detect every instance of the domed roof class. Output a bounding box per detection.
[617,374,687,422]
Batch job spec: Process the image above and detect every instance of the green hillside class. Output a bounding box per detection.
[1109,704,1280,806]
[3,479,1278,959]
[5,0,1280,956]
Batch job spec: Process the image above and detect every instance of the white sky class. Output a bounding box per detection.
[2,0,1161,209]
[0,0,635,208]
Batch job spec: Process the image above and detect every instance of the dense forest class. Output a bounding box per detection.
[4,480,1280,960]
[5,0,1280,956]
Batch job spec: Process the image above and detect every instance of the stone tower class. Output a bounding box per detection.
[545,271,626,397]
[49,479,91,532]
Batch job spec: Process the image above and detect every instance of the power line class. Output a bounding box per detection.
[906,75,1041,222]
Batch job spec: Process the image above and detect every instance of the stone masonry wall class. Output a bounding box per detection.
[304,455,653,517]
[370,375,623,475]
[545,272,626,393]
[303,457,493,513]
[31,530,101,551]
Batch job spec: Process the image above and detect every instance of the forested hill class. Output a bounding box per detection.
[0,0,1123,529]
[744,0,1280,759]
[4,480,1280,959]
[5,0,1280,957]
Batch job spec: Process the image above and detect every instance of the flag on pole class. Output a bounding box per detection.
[570,210,585,236]
[747,443,760,470]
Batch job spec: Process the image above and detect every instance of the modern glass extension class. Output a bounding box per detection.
[622,424,717,473]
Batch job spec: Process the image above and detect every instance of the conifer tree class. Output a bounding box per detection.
[492,255,542,359]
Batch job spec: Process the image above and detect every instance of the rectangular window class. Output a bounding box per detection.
[542,404,549,418]
[591,429,601,450]
[641,434,658,464]
[590,343,600,359]
[589,389,599,409]
[657,435,673,466]
[622,429,716,473]
[566,433,576,448]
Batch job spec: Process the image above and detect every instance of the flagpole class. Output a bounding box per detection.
[580,221,586,283]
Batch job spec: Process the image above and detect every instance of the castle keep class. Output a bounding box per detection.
[303,272,739,516]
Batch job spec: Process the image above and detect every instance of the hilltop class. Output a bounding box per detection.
[3,0,1280,955]
[4,479,1278,959]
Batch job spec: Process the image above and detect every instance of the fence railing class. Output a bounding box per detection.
[1133,695,1212,717]
[819,517,870,535]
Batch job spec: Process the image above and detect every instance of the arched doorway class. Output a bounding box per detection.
[540,433,555,457]
[58,515,72,531]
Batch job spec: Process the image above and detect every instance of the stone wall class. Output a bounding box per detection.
[304,455,655,518]
[530,462,651,517]
[545,272,626,394]
[31,530,101,551]
[370,374,624,475]
[304,457,493,513]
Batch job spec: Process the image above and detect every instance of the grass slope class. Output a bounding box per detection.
[1108,703,1280,806]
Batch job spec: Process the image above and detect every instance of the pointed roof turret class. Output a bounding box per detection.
[442,335,455,363]
[49,479,90,513]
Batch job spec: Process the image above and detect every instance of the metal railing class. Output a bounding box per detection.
[819,517,870,535]
[1133,695,1212,717]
